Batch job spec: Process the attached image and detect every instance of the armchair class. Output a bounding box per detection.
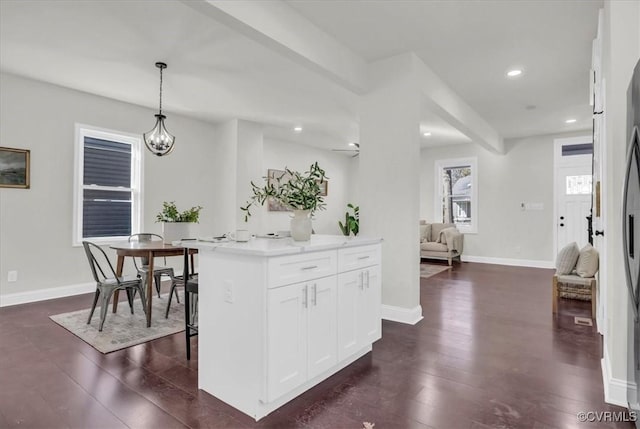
[419,221,464,266]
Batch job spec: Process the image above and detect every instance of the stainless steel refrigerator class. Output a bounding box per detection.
[624,58,640,422]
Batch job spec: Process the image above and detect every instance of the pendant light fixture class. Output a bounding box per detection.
[144,61,175,156]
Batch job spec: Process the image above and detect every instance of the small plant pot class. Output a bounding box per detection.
[162,222,194,244]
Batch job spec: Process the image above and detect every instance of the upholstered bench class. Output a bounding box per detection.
[552,242,599,319]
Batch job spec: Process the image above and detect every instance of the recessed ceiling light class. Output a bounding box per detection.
[423,132,432,137]
[293,126,303,132]
[348,142,357,147]
[565,118,577,124]
[506,69,523,78]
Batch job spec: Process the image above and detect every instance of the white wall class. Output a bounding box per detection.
[0,73,222,301]
[420,131,589,264]
[600,0,640,400]
[259,138,355,235]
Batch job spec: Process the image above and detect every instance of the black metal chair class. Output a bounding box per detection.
[181,247,198,360]
[184,275,198,360]
[164,249,197,319]
[128,233,179,300]
[83,241,147,332]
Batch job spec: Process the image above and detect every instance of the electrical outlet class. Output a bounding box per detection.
[223,280,234,303]
[7,271,17,282]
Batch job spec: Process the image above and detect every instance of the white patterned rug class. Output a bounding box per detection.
[50,293,185,353]
[420,263,451,279]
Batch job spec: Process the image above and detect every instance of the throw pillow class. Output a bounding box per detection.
[420,224,432,243]
[576,243,599,277]
[556,242,580,275]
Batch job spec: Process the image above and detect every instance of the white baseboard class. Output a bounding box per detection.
[381,304,423,325]
[0,282,95,308]
[602,346,637,407]
[461,255,555,269]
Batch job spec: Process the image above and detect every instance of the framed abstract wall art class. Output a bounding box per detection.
[0,147,30,189]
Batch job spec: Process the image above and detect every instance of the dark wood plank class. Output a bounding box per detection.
[0,262,632,428]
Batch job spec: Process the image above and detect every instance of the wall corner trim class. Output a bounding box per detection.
[381,304,423,325]
[0,282,95,308]
[602,346,637,407]
[461,255,555,269]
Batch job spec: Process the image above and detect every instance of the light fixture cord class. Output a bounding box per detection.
[158,66,163,116]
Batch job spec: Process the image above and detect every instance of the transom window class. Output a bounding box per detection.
[434,157,478,233]
[73,124,142,245]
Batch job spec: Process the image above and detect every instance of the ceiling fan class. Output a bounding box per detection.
[332,143,359,157]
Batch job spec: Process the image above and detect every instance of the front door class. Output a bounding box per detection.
[554,137,593,256]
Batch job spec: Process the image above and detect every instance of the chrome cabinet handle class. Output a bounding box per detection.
[301,265,318,270]
[358,256,370,260]
[365,270,370,289]
[359,272,364,290]
[312,283,317,306]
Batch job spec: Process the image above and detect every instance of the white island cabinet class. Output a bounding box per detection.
[184,235,382,421]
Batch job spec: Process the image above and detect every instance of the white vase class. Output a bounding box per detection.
[290,210,312,241]
[161,222,194,244]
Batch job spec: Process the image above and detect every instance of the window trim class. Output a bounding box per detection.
[73,123,144,246]
[434,157,478,234]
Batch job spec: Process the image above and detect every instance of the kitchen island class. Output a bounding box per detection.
[182,235,382,421]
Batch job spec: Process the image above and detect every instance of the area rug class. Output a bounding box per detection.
[50,293,185,354]
[420,263,451,279]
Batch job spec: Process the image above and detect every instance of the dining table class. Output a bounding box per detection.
[109,241,195,327]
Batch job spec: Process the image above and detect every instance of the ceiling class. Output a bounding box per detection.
[287,0,602,139]
[0,0,600,151]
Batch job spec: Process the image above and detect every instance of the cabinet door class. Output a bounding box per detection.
[267,283,307,401]
[337,270,362,361]
[307,276,337,379]
[359,265,382,344]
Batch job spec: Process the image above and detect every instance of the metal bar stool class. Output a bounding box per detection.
[182,247,198,360]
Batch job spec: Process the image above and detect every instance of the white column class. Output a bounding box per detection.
[215,120,238,233]
[359,54,422,324]
[236,120,264,234]
[215,119,265,235]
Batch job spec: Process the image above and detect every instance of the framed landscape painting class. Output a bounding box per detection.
[0,147,30,189]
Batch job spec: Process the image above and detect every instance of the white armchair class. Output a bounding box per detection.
[419,221,464,266]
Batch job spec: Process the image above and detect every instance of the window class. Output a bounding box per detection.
[434,157,478,233]
[73,124,142,245]
[566,175,592,195]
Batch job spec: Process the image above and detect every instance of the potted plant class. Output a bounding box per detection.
[338,203,359,236]
[156,201,203,243]
[241,162,328,241]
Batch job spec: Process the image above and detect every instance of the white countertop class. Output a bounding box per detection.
[176,234,382,256]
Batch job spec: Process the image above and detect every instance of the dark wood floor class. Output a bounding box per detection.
[0,262,632,428]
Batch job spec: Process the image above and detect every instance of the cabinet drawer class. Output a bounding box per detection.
[268,250,337,288]
[338,245,380,273]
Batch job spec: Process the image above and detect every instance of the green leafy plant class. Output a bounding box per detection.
[338,203,359,236]
[241,162,328,221]
[156,201,203,223]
